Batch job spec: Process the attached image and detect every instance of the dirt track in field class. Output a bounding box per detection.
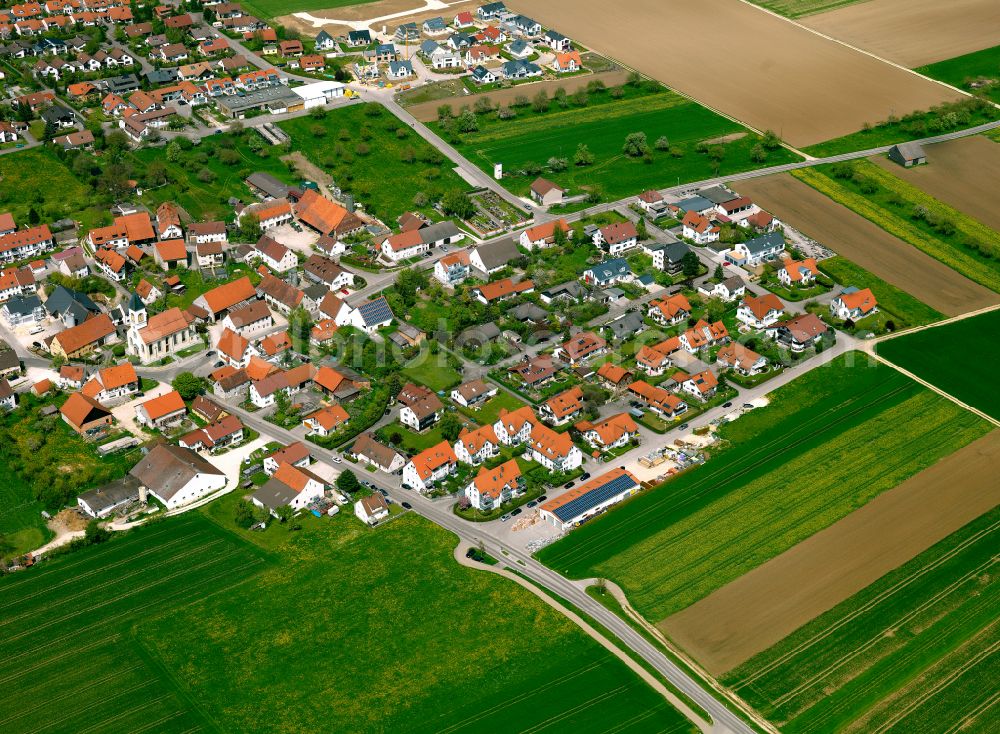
[734,174,999,315]
[660,429,1000,675]
[405,70,630,121]
[869,137,1000,233]
[802,0,1000,67]
[509,0,962,148]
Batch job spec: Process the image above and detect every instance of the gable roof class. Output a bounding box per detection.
[60,392,111,428]
[129,443,224,501]
[200,276,256,315]
[138,389,186,420]
[472,238,520,270]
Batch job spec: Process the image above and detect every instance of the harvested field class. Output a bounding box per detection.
[406,70,630,121]
[802,0,1000,67]
[734,174,999,315]
[869,136,1000,232]
[510,0,963,147]
[723,502,1000,733]
[663,430,1000,675]
[270,0,411,22]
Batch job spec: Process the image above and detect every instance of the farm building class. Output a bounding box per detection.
[539,468,640,530]
[888,142,926,168]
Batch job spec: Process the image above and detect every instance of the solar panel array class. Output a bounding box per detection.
[552,474,637,522]
[359,297,393,326]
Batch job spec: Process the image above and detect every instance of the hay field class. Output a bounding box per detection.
[869,136,1000,232]
[722,503,1000,733]
[509,0,963,147]
[734,174,999,315]
[663,429,1000,674]
[802,0,1000,67]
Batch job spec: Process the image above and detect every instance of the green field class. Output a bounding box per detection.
[401,352,464,392]
[281,103,472,225]
[916,45,1000,104]
[133,133,294,221]
[439,87,800,200]
[0,511,694,734]
[0,515,269,734]
[0,148,106,229]
[241,0,374,20]
[0,468,50,562]
[794,162,1000,293]
[724,506,1000,734]
[147,512,694,733]
[803,98,999,157]
[748,0,867,18]
[457,389,527,425]
[877,309,1000,420]
[536,353,991,621]
[818,256,945,327]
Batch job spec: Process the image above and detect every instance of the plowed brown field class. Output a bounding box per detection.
[803,0,1000,67]
[510,0,962,147]
[661,429,1000,675]
[735,174,999,315]
[869,136,1000,233]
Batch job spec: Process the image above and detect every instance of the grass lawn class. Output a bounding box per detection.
[438,85,800,201]
[133,134,294,222]
[145,512,695,733]
[915,45,1000,105]
[377,420,448,454]
[457,390,527,425]
[0,148,106,230]
[747,0,865,18]
[0,515,269,734]
[536,353,991,621]
[0,466,51,562]
[401,354,464,392]
[876,308,1000,420]
[802,98,1000,157]
[794,162,1000,293]
[818,256,945,327]
[280,103,472,225]
[240,0,375,19]
[724,505,1000,734]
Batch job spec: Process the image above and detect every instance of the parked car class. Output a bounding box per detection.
[401,501,412,509]
[678,423,689,431]
[500,513,511,522]
[564,481,575,489]
[331,456,342,464]
[378,488,388,498]
[205,351,215,357]
[526,500,537,508]
[510,508,522,517]
[537,495,547,503]
[213,361,225,368]
[723,402,733,408]
[580,472,591,481]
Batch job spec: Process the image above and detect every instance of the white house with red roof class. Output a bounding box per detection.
[681,210,720,245]
[519,219,570,250]
[464,459,522,511]
[778,257,819,286]
[593,221,639,256]
[403,441,458,492]
[737,293,785,330]
[830,287,878,321]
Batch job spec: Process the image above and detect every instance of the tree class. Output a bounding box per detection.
[396,267,429,307]
[234,499,258,529]
[442,190,475,219]
[274,504,294,525]
[336,469,360,495]
[635,217,648,240]
[552,223,568,247]
[99,162,133,201]
[750,144,767,163]
[714,264,724,280]
[573,143,594,166]
[547,156,567,172]
[474,96,493,115]
[83,520,110,545]
[681,251,701,278]
[27,207,40,225]
[165,140,183,162]
[622,132,649,157]
[439,412,462,442]
[532,90,549,113]
[457,110,478,132]
[172,372,205,400]
[437,104,453,122]
[762,129,782,150]
[655,135,670,151]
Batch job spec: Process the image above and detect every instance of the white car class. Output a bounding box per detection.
[331,456,342,464]
[28,325,44,335]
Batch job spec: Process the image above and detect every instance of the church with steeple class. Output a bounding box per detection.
[125,291,199,364]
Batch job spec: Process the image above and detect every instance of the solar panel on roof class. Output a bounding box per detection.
[359,298,393,325]
[553,475,637,522]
